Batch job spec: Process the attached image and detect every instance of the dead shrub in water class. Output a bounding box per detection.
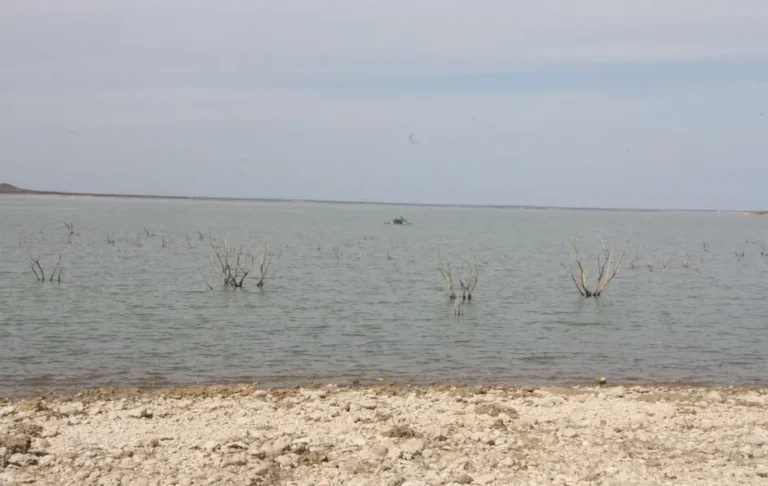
[562,234,629,297]
[210,235,254,288]
[438,249,479,301]
[30,255,63,283]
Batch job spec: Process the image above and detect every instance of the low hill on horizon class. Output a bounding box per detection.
[0,183,28,194]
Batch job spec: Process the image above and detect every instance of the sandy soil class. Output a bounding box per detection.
[1,383,767,485]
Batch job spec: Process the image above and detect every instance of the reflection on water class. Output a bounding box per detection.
[1,196,767,396]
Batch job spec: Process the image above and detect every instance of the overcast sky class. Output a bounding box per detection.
[2,1,768,209]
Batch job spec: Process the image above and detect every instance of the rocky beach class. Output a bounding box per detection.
[1,383,767,485]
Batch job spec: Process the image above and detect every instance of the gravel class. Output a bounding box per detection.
[1,383,767,485]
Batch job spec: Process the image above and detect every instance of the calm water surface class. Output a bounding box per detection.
[1,196,767,396]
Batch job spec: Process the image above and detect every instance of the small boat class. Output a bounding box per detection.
[385,216,412,225]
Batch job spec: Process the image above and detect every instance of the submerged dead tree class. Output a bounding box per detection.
[255,244,278,288]
[30,255,63,283]
[210,235,254,288]
[458,258,479,301]
[562,236,629,297]
[438,250,479,300]
[438,250,456,299]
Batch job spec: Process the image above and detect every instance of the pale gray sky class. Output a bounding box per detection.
[2,1,768,209]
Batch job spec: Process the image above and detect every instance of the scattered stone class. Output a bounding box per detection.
[254,390,268,398]
[0,406,16,417]
[401,438,425,455]
[340,458,368,474]
[9,453,38,467]
[202,440,219,453]
[221,454,247,467]
[0,434,31,454]
[0,384,763,485]
[10,423,43,438]
[251,461,272,476]
[455,473,474,484]
[383,425,419,439]
[359,399,378,410]
[372,445,389,457]
[223,441,248,451]
[126,407,153,419]
[596,377,607,385]
[38,455,55,467]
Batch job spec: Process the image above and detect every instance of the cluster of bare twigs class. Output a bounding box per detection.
[255,244,278,288]
[209,235,277,289]
[63,222,78,236]
[210,235,253,288]
[30,255,63,283]
[562,235,629,298]
[438,249,478,301]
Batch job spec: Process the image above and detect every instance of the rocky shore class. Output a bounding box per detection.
[1,383,767,485]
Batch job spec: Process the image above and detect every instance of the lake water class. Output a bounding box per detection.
[1,196,767,396]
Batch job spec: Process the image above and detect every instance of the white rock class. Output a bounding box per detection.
[745,429,767,446]
[254,390,268,398]
[203,440,219,452]
[359,399,377,410]
[9,453,38,467]
[402,438,425,454]
[38,455,55,467]
[371,445,388,457]
[274,454,295,467]
[57,402,85,416]
[351,435,367,446]
[0,406,16,417]
[126,407,152,419]
[475,474,495,485]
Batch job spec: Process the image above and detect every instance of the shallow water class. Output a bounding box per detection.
[1,196,767,395]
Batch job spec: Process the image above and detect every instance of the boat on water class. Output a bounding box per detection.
[385,216,412,225]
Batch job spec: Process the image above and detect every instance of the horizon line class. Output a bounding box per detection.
[0,183,757,214]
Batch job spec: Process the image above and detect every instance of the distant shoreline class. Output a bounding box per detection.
[0,182,756,213]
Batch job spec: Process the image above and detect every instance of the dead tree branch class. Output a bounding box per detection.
[63,222,78,236]
[49,255,63,283]
[255,244,278,288]
[438,249,456,299]
[30,255,63,283]
[30,256,44,282]
[210,235,255,288]
[458,258,479,301]
[563,235,629,297]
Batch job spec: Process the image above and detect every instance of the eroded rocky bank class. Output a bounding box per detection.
[1,383,767,485]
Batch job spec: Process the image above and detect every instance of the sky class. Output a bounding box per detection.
[2,0,768,210]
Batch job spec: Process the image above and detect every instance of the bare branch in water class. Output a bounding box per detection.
[186,234,196,250]
[255,244,278,288]
[564,233,629,298]
[30,255,63,283]
[210,234,256,288]
[458,258,479,301]
[437,248,456,300]
[30,256,44,282]
[63,222,78,236]
[49,254,62,283]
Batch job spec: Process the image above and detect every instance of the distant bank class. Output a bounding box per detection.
[0,182,757,213]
